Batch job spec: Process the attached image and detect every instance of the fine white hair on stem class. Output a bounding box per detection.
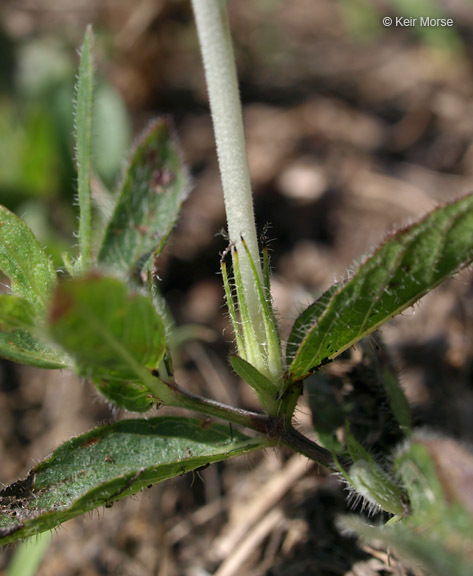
[191,0,265,346]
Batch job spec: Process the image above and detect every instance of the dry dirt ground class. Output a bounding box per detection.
[1,1,473,574]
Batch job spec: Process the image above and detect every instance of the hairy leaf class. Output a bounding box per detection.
[0,417,267,545]
[306,335,409,454]
[0,210,66,367]
[381,363,411,434]
[288,193,473,380]
[341,514,473,576]
[230,355,278,399]
[0,329,68,369]
[74,25,95,268]
[0,206,56,312]
[342,435,473,576]
[305,372,345,453]
[396,436,473,520]
[286,284,338,367]
[347,460,404,516]
[0,293,67,368]
[343,423,405,515]
[98,118,190,277]
[48,275,166,384]
[0,295,36,332]
[93,379,156,412]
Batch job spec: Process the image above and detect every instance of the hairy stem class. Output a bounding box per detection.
[162,377,271,432]
[279,425,345,471]
[191,0,266,347]
[161,377,341,470]
[75,25,94,269]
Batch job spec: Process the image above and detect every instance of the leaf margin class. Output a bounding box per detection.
[288,193,473,380]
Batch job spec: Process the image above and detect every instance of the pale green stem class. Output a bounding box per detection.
[191,0,266,347]
[7,530,52,576]
[75,25,94,269]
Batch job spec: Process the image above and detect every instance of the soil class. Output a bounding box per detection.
[1,1,473,574]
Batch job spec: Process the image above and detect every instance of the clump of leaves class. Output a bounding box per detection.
[0,21,473,576]
[342,433,473,576]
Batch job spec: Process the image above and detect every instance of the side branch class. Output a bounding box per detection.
[162,377,343,470]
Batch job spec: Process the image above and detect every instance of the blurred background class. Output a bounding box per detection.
[1,1,473,574]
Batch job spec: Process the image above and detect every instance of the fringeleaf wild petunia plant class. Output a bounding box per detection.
[1,3,473,574]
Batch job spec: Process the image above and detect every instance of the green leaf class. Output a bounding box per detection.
[230,355,278,395]
[342,435,473,576]
[395,436,473,520]
[288,193,473,380]
[381,364,411,434]
[286,284,338,367]
[344,422,372,462]
[0,417,267,545]
[0,205,56,313]
[0,213,64,366]
[0,294,67,369]
[347,459,404,516]
[98,118,190,277]
[230,355,279,413]
[0,295,36,331]
[336,424,405,516]
[74,25,95,269]
[92,82,131,186]
[306,335,409,454]
[93,379,156,413]
[341,514,473,576]
[305,373,346,453]
[0,329,68,369]
[48,275,166,386]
